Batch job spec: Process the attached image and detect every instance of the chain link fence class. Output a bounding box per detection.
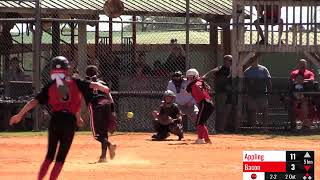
[1,0,320,134]
[0,0,37,131]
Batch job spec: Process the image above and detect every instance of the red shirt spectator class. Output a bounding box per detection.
[290,69,314,81]
[290,59,315,81]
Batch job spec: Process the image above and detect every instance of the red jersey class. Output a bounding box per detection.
[36,78,92,114]
[290,69,314,81]
[186,79,211,103]
[48,80,82,113]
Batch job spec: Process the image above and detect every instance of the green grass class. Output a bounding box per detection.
[11,30,320,45]
[1,131,319,140]
[12,30,211,45]
[0,131,47,137]
[0,131,129,137]
[0,131,91,137]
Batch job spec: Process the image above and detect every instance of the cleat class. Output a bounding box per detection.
[151,134,158,139]
[152,132,170,141]
[97,157,107,163]
[108,144,117,160]
[178,134,184,141]
[195,139,206,144]
[205,138,212,144]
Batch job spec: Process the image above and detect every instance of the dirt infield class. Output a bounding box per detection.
[0,133,319,180]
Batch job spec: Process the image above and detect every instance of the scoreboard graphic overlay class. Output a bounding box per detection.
[243,151,314,180]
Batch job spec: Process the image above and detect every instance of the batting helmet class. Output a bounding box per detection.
[186,68,199,78]
[51,56,70,70]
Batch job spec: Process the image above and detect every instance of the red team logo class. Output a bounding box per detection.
[251,173,257,179]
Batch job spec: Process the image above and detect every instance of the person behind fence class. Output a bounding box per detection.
[9,56,110,180]
[288,59,315,129]
[3,57,26,82]
[151,90,184,141]
[186,68,214,144]
[3,57,29,99]
[202,55,233,133]
[153,60,168,76]
[244,53,272,127]
[128,62,151,91]
[85,65,117,163]
[164,40,186,73]
[0,22,14,67]
[254,1,283,45]
[167,71,199,127]
[290,59,314,82]
[289,74,314,129]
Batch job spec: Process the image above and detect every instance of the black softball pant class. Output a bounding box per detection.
[89,104,111,142]
[196,100,214,125]
[46,112,76,163]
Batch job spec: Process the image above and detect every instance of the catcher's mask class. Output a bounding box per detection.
[163,90,176,105]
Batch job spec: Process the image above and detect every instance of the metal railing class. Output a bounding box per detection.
[233,0,320,52]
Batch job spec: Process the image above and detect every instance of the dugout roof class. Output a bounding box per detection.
[0,0,233,18]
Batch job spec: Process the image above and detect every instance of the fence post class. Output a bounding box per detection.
[78,23,87,77]
[33,0,41,131]
[185,0,190,70]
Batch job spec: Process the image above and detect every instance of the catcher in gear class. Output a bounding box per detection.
[151,90,184,141]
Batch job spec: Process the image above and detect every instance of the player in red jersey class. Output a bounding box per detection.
[9,56,110,180]
[186,68,214,144]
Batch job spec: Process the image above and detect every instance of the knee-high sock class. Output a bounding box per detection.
[101,139,107,158]
[196,125,203,139]
[49,162,64,180]
[106,140,111,147]
[202,125,210,140]
[38,159,53,180]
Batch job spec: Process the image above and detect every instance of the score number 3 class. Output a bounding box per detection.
[291,164,295,171]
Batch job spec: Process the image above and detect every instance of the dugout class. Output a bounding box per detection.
[0,0,235,132]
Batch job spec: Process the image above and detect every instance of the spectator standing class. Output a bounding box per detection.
[202,55,233,132]
[244,53,272,127]
[164,40,186,73]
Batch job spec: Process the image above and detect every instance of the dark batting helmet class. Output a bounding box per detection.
[51,56,70,70]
